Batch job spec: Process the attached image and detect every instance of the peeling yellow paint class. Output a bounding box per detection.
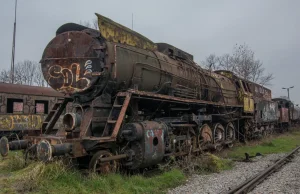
[0,114,45,131]
[96,13,157,50]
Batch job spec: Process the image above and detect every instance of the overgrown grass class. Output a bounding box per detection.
[160,153,233,175]
[226,130,300,159]
[0,154,185,194]
[2,130,299,193]
[200,153,233,173]
[0,151,26,175]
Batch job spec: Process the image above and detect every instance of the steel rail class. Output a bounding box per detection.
[225,145,300,194]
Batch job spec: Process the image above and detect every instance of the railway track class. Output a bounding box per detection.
[225,146,300,194]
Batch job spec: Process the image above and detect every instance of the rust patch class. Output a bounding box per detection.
[128,89,243,107]
[41,31,104,95]
[280,108,289,123]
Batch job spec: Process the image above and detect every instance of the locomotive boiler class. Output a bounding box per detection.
[0,13,277,173]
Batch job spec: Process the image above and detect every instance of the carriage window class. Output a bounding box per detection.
[7,98,23,113]
[35,100,49,114]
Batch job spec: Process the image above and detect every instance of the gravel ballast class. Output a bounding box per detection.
[168,153,288,194]
[249,151,300,194]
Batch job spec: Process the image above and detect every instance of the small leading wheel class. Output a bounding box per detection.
[89,150,117,174]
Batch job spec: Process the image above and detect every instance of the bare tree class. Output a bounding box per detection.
[0,60,46,86]
[0,69,11,83]
[79,17,98,30]
[15,60,37,85]
[231,44,274,86]
[34,64,47,87]
[203,43,274,86]
[231,44,255,81]
[202,54,219,70]
[217,54,234,71]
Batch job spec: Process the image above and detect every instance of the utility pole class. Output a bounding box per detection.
[282,86,294,99]
[10,0,17,84]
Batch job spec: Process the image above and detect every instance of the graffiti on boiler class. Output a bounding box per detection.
[48,60,93,93]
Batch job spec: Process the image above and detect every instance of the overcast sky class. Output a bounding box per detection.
[0,0,299,103]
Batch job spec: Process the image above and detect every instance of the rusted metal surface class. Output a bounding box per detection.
[127,89,243,107]
[71,141,87,157]
[255,100,278,123]
[112,43,238,106]
[41,30,104,95]
[199,124,213,146]
[251,83,272,101]
[280,108,289,123]
[111,92,131,138]
[142,121,165,168]
[78,108,93,137]
[42,19,243,109]
[215,70,273,113]
[121,121,167,169]
[272,98,292,123]
[214,70,255,112]
[89,150,118,174]
[214,70,272,101]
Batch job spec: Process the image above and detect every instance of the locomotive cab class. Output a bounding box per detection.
[214,70,255,113]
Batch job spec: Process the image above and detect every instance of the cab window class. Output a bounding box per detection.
[242,81,249,92]
[247,83,252,93]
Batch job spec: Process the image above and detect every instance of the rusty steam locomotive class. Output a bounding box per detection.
[0,13,298,173]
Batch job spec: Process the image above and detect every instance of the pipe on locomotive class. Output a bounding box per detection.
[0,136,128,163]
[0,136,72,162]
